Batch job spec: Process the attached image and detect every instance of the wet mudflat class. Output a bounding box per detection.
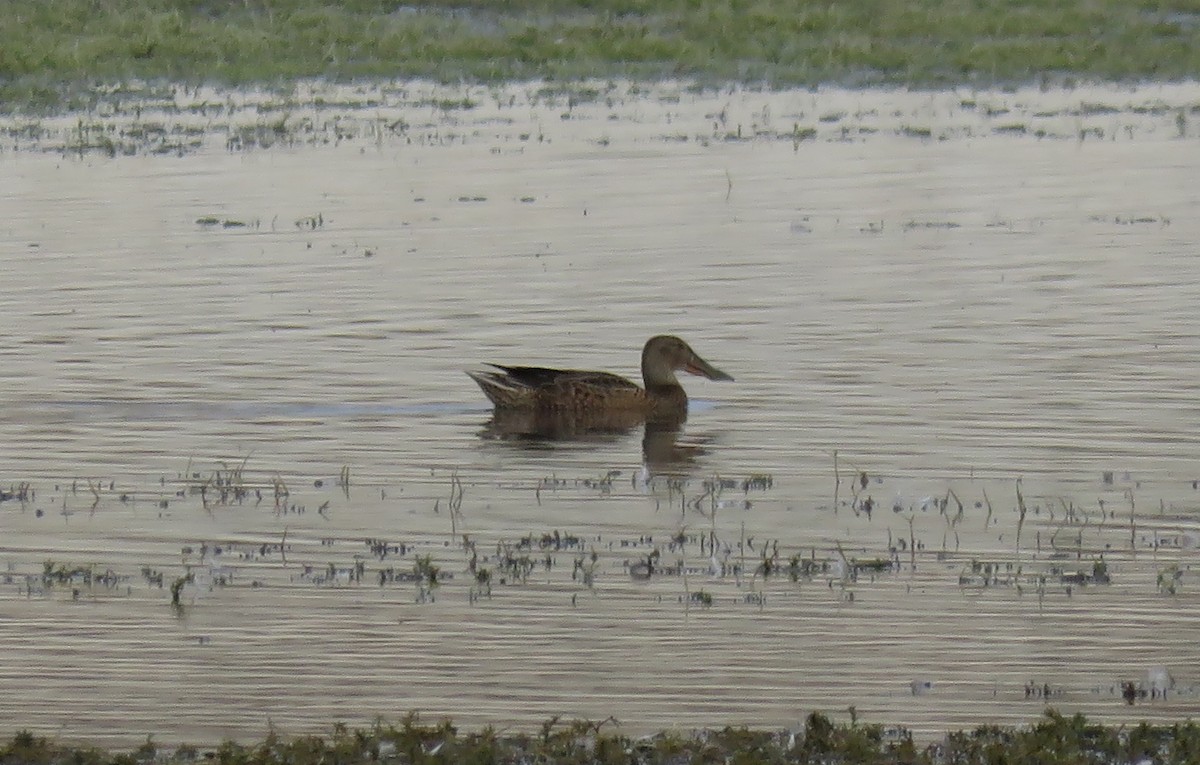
[1,80,1200,746]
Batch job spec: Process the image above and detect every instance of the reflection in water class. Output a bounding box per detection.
[641,417,718,474]
[481,405,650,439]
[479,407,717,474]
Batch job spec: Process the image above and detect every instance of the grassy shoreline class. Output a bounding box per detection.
[1,1,1199,111]
[6,710,1200,765]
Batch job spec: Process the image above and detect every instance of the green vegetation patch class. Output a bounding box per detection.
[4,710,1200,764]
[2,0,1199,109]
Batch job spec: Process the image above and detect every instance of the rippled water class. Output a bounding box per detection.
[2,81,1200,746]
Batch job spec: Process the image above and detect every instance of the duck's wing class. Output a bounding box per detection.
[486,364,641,392]
[468,364,642,409]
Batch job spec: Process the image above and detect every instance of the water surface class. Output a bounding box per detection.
[2,81,1199,745]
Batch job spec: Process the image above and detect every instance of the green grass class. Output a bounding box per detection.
[3,711,1200,764]
[1,0,1198,109]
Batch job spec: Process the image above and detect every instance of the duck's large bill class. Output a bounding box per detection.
[685,355,734,382]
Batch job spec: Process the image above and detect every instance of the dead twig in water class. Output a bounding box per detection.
[738,521,746,587]
[908,514,917,572]
[449,470,465,538]
[833,450,840,512]
[846,467,871,517]
[170,572,193,614]
[833,541,853,600]
[272,474,289,513]
[1015,480,1027,556]
[946,488,964,526]
[1126,488,1136,553]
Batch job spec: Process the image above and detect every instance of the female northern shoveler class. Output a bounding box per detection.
[467,335,733,416]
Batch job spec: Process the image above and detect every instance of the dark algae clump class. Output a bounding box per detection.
[5,711,1200,764]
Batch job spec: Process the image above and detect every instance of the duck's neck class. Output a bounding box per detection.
[642,352,687,411]
[641,358,680,389]
[644,382,688,412]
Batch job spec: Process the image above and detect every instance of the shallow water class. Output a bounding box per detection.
[2,80,1200,746]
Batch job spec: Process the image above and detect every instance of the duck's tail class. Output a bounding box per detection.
[465,368,530,408]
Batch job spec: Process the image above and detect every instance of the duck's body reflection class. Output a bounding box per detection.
[479,407,716,473]
[467,335,733,473]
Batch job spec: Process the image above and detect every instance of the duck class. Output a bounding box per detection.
[466,335,733,417]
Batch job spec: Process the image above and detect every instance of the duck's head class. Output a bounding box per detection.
[641,335,734,387]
